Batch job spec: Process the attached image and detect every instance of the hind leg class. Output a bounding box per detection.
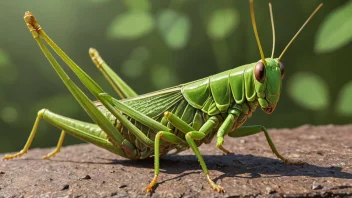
[42,130,65,159]
[24,12,138,158]
[3,109,131,160]
[89,48,137,99]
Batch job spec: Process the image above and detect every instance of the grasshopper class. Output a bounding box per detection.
[3,0,323,193]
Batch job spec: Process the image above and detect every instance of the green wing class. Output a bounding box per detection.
[122,86,184,118]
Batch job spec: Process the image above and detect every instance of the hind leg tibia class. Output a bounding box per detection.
[3,109,133,160]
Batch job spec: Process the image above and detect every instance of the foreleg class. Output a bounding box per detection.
[228,125,307,165]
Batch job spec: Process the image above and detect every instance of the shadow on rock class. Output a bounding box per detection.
[45,153,352,181]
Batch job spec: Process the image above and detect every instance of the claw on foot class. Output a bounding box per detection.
[207,174,225,193]
[211,185,225,193]
[145,175,158,193]
[145,186,153,193]
[42,151,59,159]
[3,151,27,160]
[218,145,232,155]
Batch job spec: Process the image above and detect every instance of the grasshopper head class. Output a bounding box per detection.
[249,0,322,114]
[254,58,284,114]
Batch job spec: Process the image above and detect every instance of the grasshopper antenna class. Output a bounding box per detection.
[250,0,266,65]
[269,3,275,58]
[278,3,323,61]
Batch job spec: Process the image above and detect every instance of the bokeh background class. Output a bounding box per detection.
[0,0,351,153]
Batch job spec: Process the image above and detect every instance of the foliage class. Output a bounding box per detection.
[336,81,352,116]
[207,8,239,40]
[315,1,352,53]
[157,9,190,49]
[0,1,350,153]
[288,72,328,111]
[107,11,155,40]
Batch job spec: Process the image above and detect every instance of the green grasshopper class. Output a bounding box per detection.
[3,0,323,193]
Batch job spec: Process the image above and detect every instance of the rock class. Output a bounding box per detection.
[1,125,352,197]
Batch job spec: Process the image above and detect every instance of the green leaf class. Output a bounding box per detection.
[315,1,352,53]
[336,81,352,116]
[287,72,329,111]
[107,11,155,40]
[120,47,149,78]
[130,46,149,61]
[151,65,178,89]
[1,106,18,124]
[0,49,10,67]
[123,0,150,11]
[157,9,190,49]
[207,8,239,40]
[121,59,144,78]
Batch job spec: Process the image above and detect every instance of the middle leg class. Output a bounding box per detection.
[145,131,187,193]
[162,112,224,192]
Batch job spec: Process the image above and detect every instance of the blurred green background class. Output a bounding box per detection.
[0,0,351,153]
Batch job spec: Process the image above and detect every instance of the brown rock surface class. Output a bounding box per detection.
[1,125,351,197]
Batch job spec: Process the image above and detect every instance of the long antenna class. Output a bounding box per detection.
[269,3,275,58]
[250,0,266,65]
[278,3,323,61]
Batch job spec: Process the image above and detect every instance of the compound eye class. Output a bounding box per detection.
[254,62,265,83]
[279,61,284,79]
